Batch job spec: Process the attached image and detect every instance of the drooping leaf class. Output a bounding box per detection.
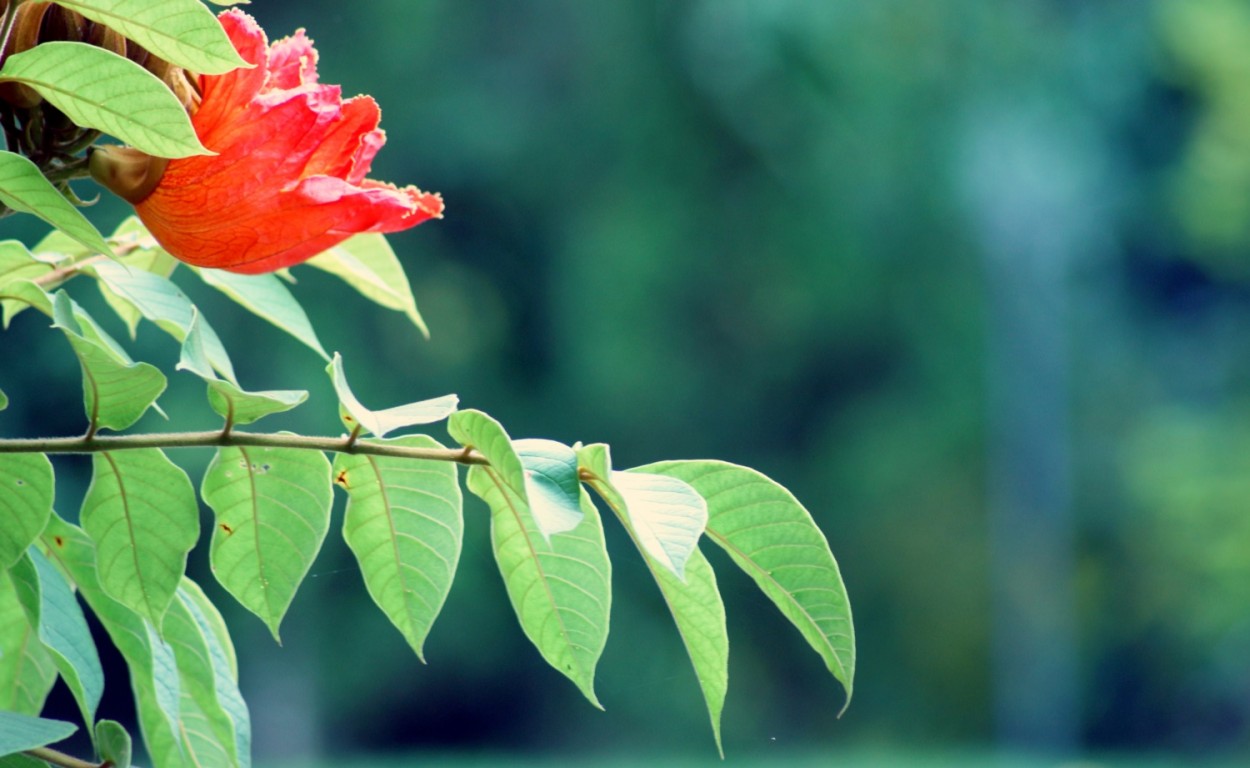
[176,309,307,427]
[577,444,727,753]
[97,216,177,339]
[2,279,53,329]
[637,460,856,709]
[161,586,248,767]
[334,435,463,661]
[41,515,209,768]
[328,353,457,437]
[91,260,236,383]
[465,462,610,706]
[24,549,104,732]
[52,292,166,432]
[606,470,706,580]
[310,233,429,336]
[202,445,332,641]
[80,449,199,627]
[197,269,329,359]
[54,0,249,75]
[0,453,53,568]
[179,579,250,766]
[0,711,75,757]
[0,152,111,255]
[0,43,209,158]
[0,566,56,716]
[95,720,132,768]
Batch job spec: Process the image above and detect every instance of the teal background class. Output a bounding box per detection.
[7,0,1250,764]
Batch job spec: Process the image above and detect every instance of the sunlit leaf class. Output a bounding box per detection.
[202,445,332,641]
[329,353,457,437]
[578,444,727,752]
[80,448,199,627]
[464,432,611,706]
[0,453,53,568]
[198,269,329,360]
[0,566,56,716]
[95,719,132,768]
[335,435,463,661]
[97,216,177,339]
[310,233,429,337]
[91,260,236,383]
[0,151,111,254]
[0,43,208,158]
[637,460,856,709]
[179,578,250,765]
[2,279,53,328]
[0,711,75,756]
[0,241,51,291]
[606,469,706,580]
[23,549,104,732]
[513,438,583,538]
[52,292,166,432]
[54,0,249,75]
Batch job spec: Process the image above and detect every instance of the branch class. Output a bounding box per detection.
[0,429,489,465]
[24,746,103,768]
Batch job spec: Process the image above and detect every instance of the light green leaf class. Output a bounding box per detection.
[202,445,332,642]
[31,229,87,261]
[39,516,197,768]
[335,435,463,661]
[91,260,236,383]
[0,453,53,569]
[0,711,75,757]
[446,409,525,500]
[2,279,53,328]
[0,751,53,766]
[95,720,132,768]
[177,309,308,426]
[0,151,111,255]
[513,439,584,538]
[55,0,249,75]
[328,353,457,437]
[179,579,249,766]
[197,269,329,360]
[0,388,5,411]
[161,587,246,767]
[638,460,856,710]
[578,444,727,753]
[0,566,56,716]
[97,216,177,339]
[607,470,706,580]
[310,233,429,337]
[0,43,208,158]
[81,449,199,627]
[0,241,52,290]
[25,549,104,732]
[465,461,611,707]
[52,293,166,432]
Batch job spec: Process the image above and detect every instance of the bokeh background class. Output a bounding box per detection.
[6,0,1250,764]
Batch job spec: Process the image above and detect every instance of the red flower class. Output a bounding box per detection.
[94,10,442,274]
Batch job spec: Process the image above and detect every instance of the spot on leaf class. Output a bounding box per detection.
[53,536,64,547]
[15,479,23,486]
[220,523,234,536]
[334,469,349,488]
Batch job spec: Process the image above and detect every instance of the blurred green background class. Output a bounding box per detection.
[6,0,1250,764]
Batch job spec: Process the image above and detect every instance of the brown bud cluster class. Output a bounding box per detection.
[0,2,199,180]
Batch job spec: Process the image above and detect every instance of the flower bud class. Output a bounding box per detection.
[88,145,169,205]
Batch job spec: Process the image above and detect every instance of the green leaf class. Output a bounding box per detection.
[0,453,53,569]
[309,233,429,337]
[24,549,105,733]
[0,566,56,716]
[328,353,457,437]
[54,0,250,75]
[0,43,209,158]
[0,751,53,767]
[0,152,111,255]
[0,241,52,291]
[38,517,191,767]
[197,269,329,360]
[178,578,250,765]
[335,435,463,661]
[202,445,332,642]
[605,469,706,580]
[0,711,75,757]
[1,279,53,328]
[81,449,199,627]
[638,460,856,710]
[52,292,166,432]
[446,408,526,503]
[91,260,236,383]
[95,720,132,768]
[0,387,5,411]
[97,217,177,339]
[578,444,727,753]
[464,456,611,706]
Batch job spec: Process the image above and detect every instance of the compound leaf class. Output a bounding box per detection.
[335,435,463,661]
